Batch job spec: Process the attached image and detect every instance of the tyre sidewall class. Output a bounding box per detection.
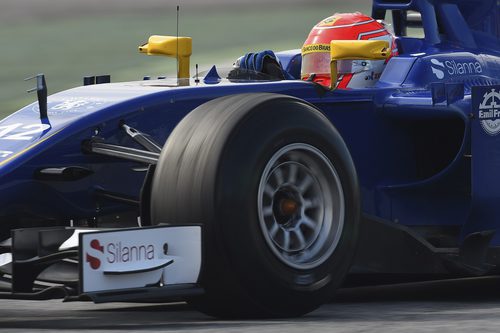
[212,98,359,314]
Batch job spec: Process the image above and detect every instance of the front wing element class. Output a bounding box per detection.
[79,226,202,294]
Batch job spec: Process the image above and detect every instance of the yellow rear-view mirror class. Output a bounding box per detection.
[139,35,192,79]
[330,40,390,90]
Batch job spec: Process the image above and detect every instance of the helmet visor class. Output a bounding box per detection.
[301,52,331,77]
[302,52,374,78]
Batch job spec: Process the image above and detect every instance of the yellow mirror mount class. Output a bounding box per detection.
[139,35,192,80]
[329,40,390,90]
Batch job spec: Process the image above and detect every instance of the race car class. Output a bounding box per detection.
[0,0,499,319]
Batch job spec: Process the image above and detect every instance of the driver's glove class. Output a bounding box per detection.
[235,50,295,80]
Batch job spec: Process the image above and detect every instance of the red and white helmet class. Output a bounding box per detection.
[301,12,398,88]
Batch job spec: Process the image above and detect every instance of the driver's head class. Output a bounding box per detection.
[301,12,397,88]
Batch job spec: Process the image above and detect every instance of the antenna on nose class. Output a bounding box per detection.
[176,5,180,84]
[25,74,48,120]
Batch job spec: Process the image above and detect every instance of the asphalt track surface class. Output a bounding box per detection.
[2,277,500,332]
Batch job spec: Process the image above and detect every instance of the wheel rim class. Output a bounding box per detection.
[257,143,345,270]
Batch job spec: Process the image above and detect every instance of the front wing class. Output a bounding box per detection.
[0,225,203,303]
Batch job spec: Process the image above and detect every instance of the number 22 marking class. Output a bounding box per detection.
[0,123,51,141]
[0,151,13,158]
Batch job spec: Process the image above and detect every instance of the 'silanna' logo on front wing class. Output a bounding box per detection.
[86,239,104,270]
[85,238,157,270]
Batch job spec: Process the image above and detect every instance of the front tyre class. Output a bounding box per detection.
[151,93,360,318]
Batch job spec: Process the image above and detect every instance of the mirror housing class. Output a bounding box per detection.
[330,40,390,90]
[139,36,192,79]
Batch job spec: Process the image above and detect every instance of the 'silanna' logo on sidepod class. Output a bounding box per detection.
[430,59,445,79]
[430,58,483,80]
[86,239,104,270]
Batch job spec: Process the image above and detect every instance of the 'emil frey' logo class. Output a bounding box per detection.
[479,89,500,136]
[430,58,482,79]
[85,239,155,270]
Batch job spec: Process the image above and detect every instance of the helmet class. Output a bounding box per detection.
[301,12,397,88]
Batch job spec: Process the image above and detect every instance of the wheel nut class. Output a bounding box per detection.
[281,199,299,216]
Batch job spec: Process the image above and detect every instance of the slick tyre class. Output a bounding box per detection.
[151,93,360,318]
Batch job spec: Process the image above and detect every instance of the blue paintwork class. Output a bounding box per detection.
[0,0,499,248]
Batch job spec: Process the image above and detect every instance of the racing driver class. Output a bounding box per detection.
[235,12,398,89]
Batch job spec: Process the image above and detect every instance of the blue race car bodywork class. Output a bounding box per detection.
[0,0,499,318]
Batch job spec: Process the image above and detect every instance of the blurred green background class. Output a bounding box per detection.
[0,0,370,118]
